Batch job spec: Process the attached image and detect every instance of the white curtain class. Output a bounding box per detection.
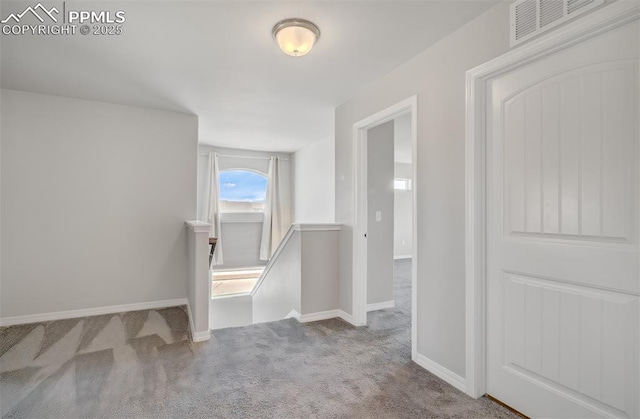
[260,156,289,260]
[202,152,223,266]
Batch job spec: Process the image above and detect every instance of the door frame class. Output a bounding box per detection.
[352,95,418,357]
[464,1,640,398]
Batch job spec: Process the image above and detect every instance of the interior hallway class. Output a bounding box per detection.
[0,260,517,418]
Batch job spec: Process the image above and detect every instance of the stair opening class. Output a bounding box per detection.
[211,267,264,298]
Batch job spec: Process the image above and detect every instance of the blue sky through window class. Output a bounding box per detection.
[219,170,267,202]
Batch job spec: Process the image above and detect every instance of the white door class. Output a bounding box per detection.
[487,19,639,419]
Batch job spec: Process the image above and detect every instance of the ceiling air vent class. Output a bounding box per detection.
[515,0,537,40]
[540,0,564,27]
[510,0,604,46]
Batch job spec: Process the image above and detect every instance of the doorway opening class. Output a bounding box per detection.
[352,96,418,360]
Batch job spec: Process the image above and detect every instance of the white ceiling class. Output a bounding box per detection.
[0,1,497,152]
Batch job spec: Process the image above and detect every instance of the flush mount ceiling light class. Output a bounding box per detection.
[272,18,320,57]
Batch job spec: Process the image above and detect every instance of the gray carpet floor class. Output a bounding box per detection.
[0,260,517,418]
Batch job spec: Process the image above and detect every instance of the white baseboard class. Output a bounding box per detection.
[297,309,356,326]
[185,303,211,342]
[298,309,342,323]
[413,353,466,393]
[0,298,189,327]
[366,300,396,312]
[191,330,212,342]
[394,254,412,260]
[337,309,356,326]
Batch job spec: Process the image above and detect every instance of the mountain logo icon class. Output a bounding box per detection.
[1,3,59,24]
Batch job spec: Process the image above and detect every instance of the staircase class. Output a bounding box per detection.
[209,224,341,330]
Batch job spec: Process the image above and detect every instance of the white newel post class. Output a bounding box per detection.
[185,220,212,342]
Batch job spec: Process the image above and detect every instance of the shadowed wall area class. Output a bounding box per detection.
[0,262,517,418]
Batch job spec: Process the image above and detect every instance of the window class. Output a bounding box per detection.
[219,170,268,212]
[394,178,412,191]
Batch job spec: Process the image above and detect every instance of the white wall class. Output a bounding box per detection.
[216,220,265,269]
[1,89,198,318]
[237,224,341,324]
[197,145,292,269]
[293,136,335,223]
[253,225,341,322]
[394,113,412,164]
[367,121,395,306]
[300,229,340,315]
[252,229,301,323]
[394,162,413,259]
[394,113,413,259]
[335,2,511,378]
[210,294,253,330]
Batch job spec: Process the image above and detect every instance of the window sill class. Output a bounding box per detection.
[220,212,264,223]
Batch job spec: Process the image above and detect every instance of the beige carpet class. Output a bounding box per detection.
[0,260,518,418]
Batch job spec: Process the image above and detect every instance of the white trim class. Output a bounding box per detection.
[366,300,396,312]
[352,95,419,363]
[352,121,368,327]
[298,309,343,323]
[414,353,467,393]
[185,220,211,233]
[294,223,342,232]
[394,254,412,260]
[191,330,212,342]
[410,95,419,363]
[251,224,297,296]
[465,1,640,399]
[296,309,357,326]
[0,298,189,327]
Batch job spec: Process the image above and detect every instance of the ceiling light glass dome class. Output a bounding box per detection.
[272,18,320,57]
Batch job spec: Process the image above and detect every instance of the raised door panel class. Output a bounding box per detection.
[502,272,639,416]
[503,62,637,244]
